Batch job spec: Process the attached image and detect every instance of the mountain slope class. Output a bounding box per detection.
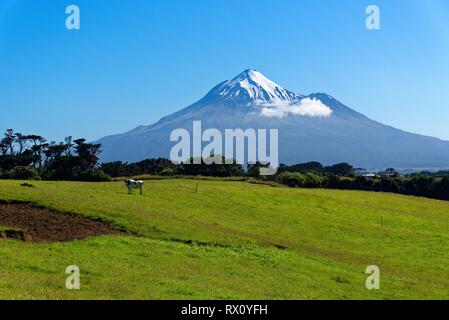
[97,69,449,169]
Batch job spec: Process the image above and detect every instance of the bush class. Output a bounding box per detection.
[278,172,307,187]
[436,177,449,200]
[324,163,354,176]
[403,174,436,197]
[159,167,175,176]
[0,166,39,180]
[337,177,355,189]
[75,169,112,182]
[12,166,39,180]
[353,176,375,191]
[304,173,324,188]
[0,169,14,179]
[378,177,400,193]
[281,162,324,174]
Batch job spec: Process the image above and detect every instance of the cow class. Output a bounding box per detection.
[125,179,144,195]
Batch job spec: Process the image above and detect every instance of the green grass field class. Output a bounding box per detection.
[1,179,449,300]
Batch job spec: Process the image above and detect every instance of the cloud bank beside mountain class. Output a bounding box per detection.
[260,98,333,118]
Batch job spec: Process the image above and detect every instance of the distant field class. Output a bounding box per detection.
[1,179,449,299]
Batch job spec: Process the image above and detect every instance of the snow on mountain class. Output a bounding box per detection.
[96,69,449,170]
[204,69,332,118]
[205,69,303,106]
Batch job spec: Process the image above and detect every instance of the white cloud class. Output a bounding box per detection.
[260,98,333,118]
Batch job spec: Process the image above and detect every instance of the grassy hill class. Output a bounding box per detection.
[1,179,449,299]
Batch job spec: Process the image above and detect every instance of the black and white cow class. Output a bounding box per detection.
[125,179,144,195]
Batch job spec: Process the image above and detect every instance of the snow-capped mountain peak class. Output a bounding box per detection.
[206,69,303,105]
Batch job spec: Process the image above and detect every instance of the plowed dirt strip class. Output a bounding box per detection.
[0,203,124,243]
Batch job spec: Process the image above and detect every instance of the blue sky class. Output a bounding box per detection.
[1,0,449,142]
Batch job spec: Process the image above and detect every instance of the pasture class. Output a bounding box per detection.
[1,179,449,299]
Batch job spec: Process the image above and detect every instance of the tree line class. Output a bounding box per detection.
[1,129,448,202]
[100,156,244,178]
[276,162,449,201]
[0,129,109,181]
[100,159,449,201]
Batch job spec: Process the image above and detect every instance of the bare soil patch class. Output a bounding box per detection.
[0,203,124,243]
